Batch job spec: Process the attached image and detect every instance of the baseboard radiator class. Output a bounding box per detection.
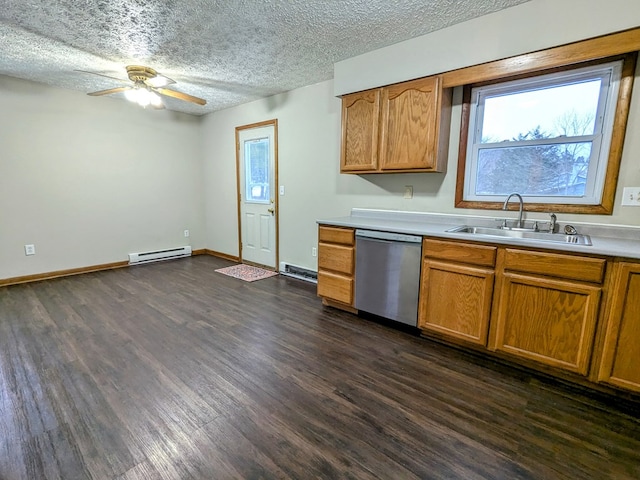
[128,246,192,265]
[280,262,317,283]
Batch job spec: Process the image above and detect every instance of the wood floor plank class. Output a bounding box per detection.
[1,255,639,479]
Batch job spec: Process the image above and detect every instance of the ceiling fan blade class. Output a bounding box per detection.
[156,87,206,106]
[75,69,127,83]
[87,86,131,96]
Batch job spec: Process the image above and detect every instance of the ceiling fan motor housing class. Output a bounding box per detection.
[126,65,158,83]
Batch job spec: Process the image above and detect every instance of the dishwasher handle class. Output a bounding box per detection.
[355,229,422,244]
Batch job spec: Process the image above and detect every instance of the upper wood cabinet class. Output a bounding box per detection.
[340,89,381,172]
[340,76,452,173]
[489,249,605,375]
[597,261,640,393]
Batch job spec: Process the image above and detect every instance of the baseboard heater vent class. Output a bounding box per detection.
[280,263,317,283]
[128,246,192,265]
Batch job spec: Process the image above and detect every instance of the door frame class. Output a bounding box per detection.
[235,119,279,270]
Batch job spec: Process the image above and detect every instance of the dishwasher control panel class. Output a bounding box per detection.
[355,229,422,244]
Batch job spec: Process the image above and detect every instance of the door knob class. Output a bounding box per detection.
[268,208,275,215]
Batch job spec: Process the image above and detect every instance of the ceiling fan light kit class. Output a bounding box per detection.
[84,65,206,109]
[124,85,163,108]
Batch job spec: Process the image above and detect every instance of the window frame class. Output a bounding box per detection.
[455,53,637,214]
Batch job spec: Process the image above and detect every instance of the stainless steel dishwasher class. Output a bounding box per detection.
[355,229,422,326]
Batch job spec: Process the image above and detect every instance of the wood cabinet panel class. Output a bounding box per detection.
[419,259,494,345]
[318,226,354,245]
[423,238,496,267]
[598,262,640,392]
[318,243,353,275]
[490,272,601,374]
[379,77,439,171]
[340,76,451,174]
[317,226,355,307]
[504,249,605,283]
[340,89,381,172]
[317,271,353,306]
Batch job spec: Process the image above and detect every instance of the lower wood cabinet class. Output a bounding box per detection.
[317,225,640,395]
[418,239,496,345]
[489,249,605,375]
[597,262,640,392]
[317,226,355,307]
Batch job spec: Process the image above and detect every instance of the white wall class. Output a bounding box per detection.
[0,76,205,280]
[202,82,344,268]
[334,0,640,96]
[3,0,640,281]
[202,0,640,274]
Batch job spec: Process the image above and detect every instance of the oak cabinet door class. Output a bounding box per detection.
[598,262,640,392]
[418,259,494,345]
[340,89,381,172]
[490,272,601,375]
[379,76,445,172]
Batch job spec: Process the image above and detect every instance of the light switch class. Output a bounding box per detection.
[279,185,285,195]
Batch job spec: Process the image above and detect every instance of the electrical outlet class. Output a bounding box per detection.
[24,244,36,256]
[312,247,317,257]
[404,185,413,199]
[621,187,640,206]
[184,229,190,237]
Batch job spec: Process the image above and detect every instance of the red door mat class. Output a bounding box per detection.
[215,264,278,282]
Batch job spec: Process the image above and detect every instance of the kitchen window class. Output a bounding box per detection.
[455,54,636,214]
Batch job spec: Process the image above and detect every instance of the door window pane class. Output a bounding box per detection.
[244,138,270,203]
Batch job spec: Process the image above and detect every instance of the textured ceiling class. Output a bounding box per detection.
[0,0,530,116]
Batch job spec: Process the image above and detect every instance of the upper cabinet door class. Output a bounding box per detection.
[379,76,443,171]
[340,89,381,172]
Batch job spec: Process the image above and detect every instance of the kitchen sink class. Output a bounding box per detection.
[446,225,592,246]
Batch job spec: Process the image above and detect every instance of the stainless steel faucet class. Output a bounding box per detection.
[502,193,524,228]
[549,213,557,233]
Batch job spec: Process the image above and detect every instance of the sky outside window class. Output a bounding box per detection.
[481,80,601,142]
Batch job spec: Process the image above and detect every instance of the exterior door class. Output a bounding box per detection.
[236,120,278,269]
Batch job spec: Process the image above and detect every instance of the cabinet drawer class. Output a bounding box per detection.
[318,243,354,275]
[319,226,354,246]
[317,271,353,305]
[504,249,605,283]
[423,238,496,267]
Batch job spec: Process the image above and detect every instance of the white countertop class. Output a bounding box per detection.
[318,208,640,260]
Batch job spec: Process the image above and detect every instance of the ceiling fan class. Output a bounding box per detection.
[82,65,206,108]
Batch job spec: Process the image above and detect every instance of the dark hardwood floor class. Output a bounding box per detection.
[1,255,639,479]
